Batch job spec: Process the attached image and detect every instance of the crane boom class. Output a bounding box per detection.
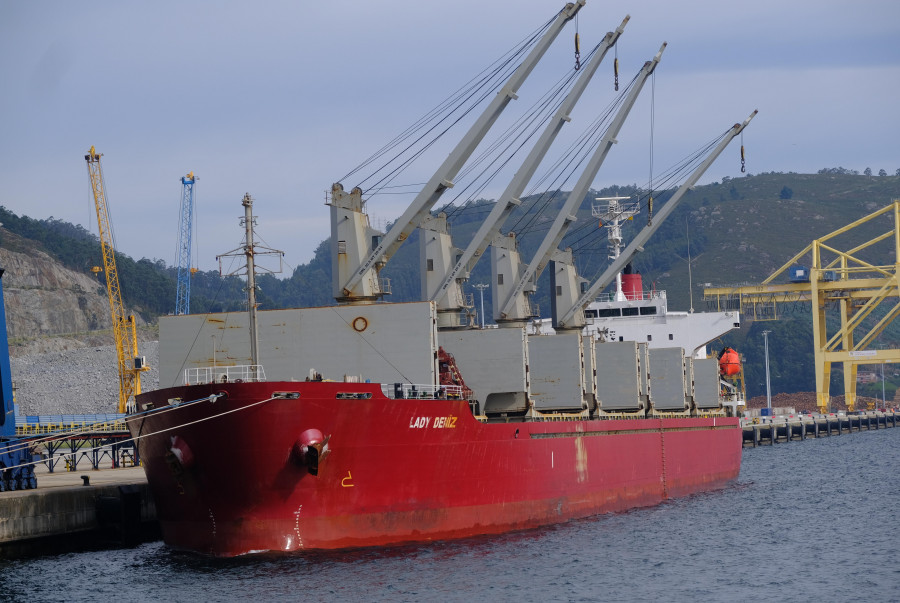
[556,110,758,328]
[429,15,630,304]
[175,171,196,315]
[339,1,585,299]
[85,146,147,413]
[498,42,666,320]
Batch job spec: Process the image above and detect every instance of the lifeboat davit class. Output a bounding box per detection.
[719,347,741,376]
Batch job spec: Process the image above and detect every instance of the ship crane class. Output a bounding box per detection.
[330,1,585,305]
[555,110,758,330]
[703,199,900,413]
[84,146,149,413]
[495,42,667,325]
[174,171,197,315]
[424,16,630,329]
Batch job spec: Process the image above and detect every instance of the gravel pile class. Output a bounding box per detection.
[10,342,160,416]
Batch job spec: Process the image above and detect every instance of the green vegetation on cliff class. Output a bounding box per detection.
[2,169,898,399]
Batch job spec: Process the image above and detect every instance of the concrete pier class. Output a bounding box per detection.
[742,410,899,447]
[0,465,156,558]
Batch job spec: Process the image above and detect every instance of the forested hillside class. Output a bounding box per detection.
[2,169,898,399]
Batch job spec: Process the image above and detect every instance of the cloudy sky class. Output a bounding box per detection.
[2,1,898,274]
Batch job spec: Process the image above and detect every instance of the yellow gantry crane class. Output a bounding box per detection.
[704,200,900,413]
[85,146,149,413]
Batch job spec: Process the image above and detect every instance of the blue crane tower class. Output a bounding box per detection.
[0,269,37,490]
[174,171,196,315]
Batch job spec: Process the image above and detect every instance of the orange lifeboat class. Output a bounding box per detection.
[718,347,741,377]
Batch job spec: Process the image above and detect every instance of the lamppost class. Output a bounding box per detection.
[762,330,772,412]
[473,283,489,328]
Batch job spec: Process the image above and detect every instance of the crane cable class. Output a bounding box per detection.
[440,41,605,222]
[647,71,655,226]
[339,16,554,192]
[509,73,639,236]
[567,128,732,267]
[439,60,582,220]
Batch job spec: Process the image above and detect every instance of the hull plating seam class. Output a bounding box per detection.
[530,425,737,439]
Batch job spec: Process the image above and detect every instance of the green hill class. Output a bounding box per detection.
[2,170,899,400]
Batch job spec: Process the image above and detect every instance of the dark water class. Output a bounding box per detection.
[3,429,899,602]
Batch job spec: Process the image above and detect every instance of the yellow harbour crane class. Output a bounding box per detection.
[704,200,900,413]
[85,146,149,413]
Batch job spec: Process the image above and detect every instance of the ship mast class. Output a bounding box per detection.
[217,193,284,376]
[243,195,259,366]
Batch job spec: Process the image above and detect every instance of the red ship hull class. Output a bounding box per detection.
[130,381,741,556]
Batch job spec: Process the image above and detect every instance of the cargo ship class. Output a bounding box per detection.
[129,3,749,556]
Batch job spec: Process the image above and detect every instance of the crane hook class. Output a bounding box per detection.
[740,132,746,173]
[614,42,619,91]
[574,32,581,71]
[614,57,619,91]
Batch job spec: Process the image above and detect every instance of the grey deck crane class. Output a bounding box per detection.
[494,42,667,325]
[554,110,758,330]
[423,15,631,330]
[331,1,584,304]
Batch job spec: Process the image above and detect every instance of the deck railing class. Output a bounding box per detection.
[381,383,464,400]
[594,289,667,303]
[184,365,267,386]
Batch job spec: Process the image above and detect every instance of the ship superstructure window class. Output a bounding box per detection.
[338,240,347,254]
[639,306,657,316]
[584,309,597,318]
[497,274,504,285]
[647,334,652,341]
[597,308,621,317]
[622,307,639,317]
[427,259,434,271]
[669,334,674,340]
[556,285,562,296]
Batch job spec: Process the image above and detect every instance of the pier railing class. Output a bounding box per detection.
[184,365,267,386]
[16,414,127,436]
[741,409,900,447]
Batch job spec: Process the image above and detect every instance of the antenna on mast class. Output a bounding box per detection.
[216,193,284,375]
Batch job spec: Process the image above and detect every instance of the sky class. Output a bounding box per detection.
[1,1,898,275]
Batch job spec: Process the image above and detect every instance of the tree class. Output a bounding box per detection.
[895,168,900,176]
[779,186,793,200]
[879,169,887,177]
[864,167,872,176]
